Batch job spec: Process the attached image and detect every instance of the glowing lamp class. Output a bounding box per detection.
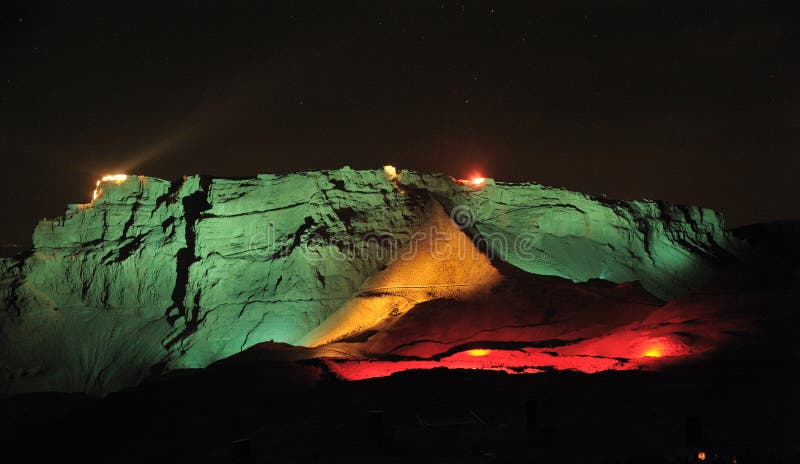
[697,451,706,461]
[466,349,491,357]
[383,165,397,179]
[101,174,128,183]
[452,174,487,189]
[92,174,129,202]
[92,180,101,201]
[643,348,662,358]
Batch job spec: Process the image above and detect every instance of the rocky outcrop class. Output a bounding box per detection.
[399,173,744,300]
[173,170,432,368]
[0,167,745,394]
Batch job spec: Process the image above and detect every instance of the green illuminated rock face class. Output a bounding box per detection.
[172,170,431,368]
[400,173,743,301]
[0,168,745,394]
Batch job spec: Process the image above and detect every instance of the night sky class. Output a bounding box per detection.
[1,1,797,246]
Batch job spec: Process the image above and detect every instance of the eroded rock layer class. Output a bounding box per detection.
[0,168,744,394]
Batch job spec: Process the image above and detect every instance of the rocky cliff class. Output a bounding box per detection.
[0,167,745,395]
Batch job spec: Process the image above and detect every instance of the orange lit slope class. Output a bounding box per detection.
[298,200,502,347]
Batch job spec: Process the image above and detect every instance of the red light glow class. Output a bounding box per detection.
[319,327,714,381]
[313,279,749,382]
[322,347,636,381]
[452,174,487,188]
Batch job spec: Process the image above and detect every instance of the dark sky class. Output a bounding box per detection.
[1,1,797,246]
